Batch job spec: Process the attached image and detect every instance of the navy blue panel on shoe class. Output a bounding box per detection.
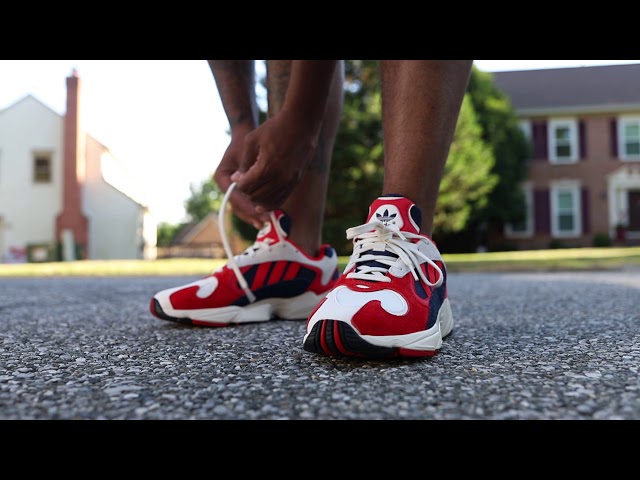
[426,282,445,329]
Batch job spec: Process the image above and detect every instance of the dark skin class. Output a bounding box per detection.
[229,60,473,238]
[231,61,339,212]
[209,60,344,255]
[379,60,473,235]
[208,60,264,230]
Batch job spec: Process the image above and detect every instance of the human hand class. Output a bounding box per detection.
[231,110,318,212]
[213,126,269,230]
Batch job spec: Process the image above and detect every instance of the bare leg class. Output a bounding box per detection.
[266,60,344,256]
[380,60,473,237]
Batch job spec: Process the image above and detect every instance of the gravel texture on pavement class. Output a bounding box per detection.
[1,271,639,420]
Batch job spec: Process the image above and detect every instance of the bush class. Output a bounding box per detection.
[592,233,613,247]
[548,239,567,249]
[490,242,519,252]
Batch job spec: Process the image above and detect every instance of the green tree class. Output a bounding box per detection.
[196,61,507,255]
[185,179,223,223]
[156,222,184,247]
[324,61,498,255]
[467,67,530,228]
[324,60,384,254]
[184,176,260,244]
[435,66,530,252]
[435,94,497,235]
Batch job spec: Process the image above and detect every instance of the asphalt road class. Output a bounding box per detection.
[1,270,639,420]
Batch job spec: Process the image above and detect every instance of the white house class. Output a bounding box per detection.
[0,70,157,262]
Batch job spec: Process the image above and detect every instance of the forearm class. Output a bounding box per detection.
[280,60,339,136]
[208,60,259,139]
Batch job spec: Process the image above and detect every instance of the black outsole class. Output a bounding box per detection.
[303,320,398,359]
[150,298,194,326]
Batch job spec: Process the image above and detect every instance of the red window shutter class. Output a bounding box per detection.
[610,118,618,158]
[534,189,550,234]
[532,120,548,160]
[579,120,587,159]
[581,188,590,234]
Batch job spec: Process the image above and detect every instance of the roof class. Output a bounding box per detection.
[171,212,221,245]
[491,63,640,116]
[2,93,149,209]
[0,93,62,118]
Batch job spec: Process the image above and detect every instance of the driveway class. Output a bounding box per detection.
[1,270,639,419]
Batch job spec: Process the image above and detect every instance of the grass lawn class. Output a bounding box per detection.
[442,246,640,272]
[1,247,640,277]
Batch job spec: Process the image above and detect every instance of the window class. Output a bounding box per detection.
[618,116,640,161]
[550,181,582,237]
[505,182,533,237]
[548,119,578,163]
[33,152,52,183]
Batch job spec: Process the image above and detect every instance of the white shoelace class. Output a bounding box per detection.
[218,182,285,304]
[344,219,443,288]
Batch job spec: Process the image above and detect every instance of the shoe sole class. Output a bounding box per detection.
[303,298,453,359]
[150,291,328,327]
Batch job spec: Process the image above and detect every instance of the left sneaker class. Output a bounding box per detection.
[150,209,339,327]
[303,195,454,359]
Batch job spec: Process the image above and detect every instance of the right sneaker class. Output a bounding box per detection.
[150,209,340,327]
[303,194,453,359]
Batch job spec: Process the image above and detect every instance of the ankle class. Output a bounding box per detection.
[288,233,322,258]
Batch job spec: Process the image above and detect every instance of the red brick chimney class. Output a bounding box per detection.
[55,69,89,260]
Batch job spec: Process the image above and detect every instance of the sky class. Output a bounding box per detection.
[2,59,639,225]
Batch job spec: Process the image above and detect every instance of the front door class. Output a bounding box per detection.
[628,190,640,232]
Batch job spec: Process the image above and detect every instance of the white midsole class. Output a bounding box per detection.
[303,298,453,351]
[362,298,453,351]
[161,291,326,324]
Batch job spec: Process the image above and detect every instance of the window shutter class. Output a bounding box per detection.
[534,189,550,234]
[532,120,548,160]
[581,188,590,234]
[579,120,587,159]
[610,118,618,158]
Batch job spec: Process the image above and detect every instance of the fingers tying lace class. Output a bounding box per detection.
[218,182,284,304]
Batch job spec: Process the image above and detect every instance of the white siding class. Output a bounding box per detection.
[84,140,155,260]
[0,96,62,261]
[0,94,156,262]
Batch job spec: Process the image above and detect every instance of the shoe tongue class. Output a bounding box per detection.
[366,195,421,234]
[256,209,291,243]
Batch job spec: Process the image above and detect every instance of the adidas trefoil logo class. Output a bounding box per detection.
[376,209,397,226]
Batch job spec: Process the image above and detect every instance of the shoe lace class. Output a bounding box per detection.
[218,182,285,304]
[345,219,443,288]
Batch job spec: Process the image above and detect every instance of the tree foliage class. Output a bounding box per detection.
[184,179,223,223]
[181,61,525,255]
[323,60,385,254]
[156,222,185,247]
[434,94,497,235]
[466,66,531,225]
[426,66,531,252]
[324,61,499,254]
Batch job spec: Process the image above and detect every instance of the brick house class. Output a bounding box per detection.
[490,63,640,250]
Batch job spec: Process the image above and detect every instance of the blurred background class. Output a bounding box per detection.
[1,60,639,263]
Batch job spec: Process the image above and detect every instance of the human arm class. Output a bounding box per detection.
[207,60,266,229]
[231,60,340,212]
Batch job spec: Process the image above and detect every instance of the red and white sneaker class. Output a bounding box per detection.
[150,208,339,327]
[303,195,454,359]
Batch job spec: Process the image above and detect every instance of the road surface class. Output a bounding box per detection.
[1,270,639,420]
